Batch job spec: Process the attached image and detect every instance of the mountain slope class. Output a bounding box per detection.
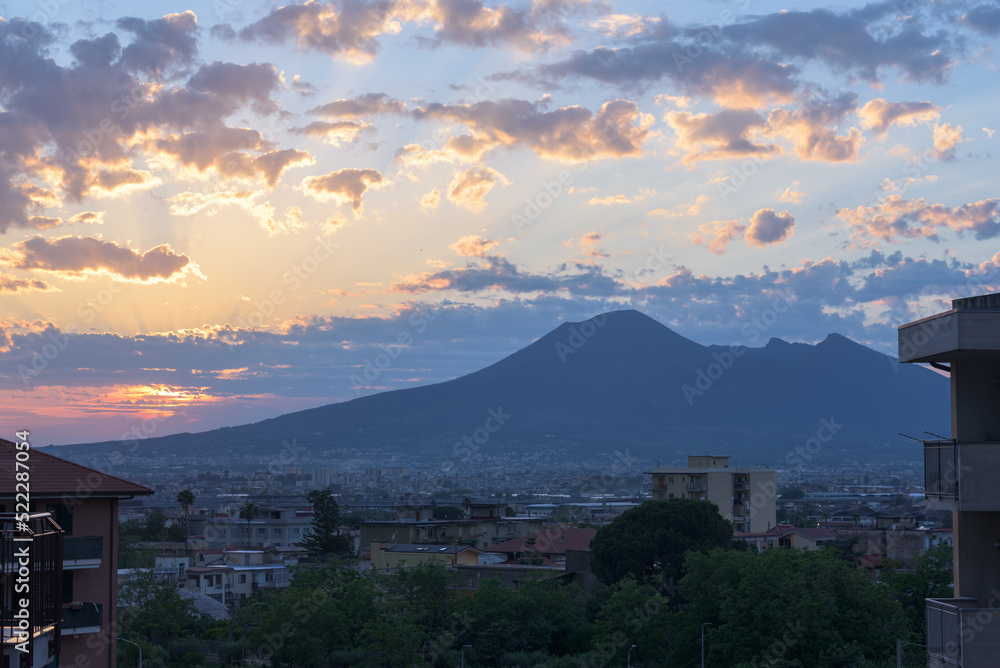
[51,310,948,464]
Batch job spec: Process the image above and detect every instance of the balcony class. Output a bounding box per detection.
[63,536,103,570]
[61,603,102,635]
[923,440,1000,511]
[2,513,63,668]
[686,482,707,492]
[927,597,1000,666]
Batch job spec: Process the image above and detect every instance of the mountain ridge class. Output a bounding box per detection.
[49,309,948,464]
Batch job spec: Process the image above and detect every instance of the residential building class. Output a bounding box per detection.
[647,455,775,532]
[734,525,836,552]
[899,292,1000,666]
[360,502,543,550]
[185,546,291,604]
[369,542,482,569]
[486,527,597,565]
[0,438,153,668]
[193,504,315,549]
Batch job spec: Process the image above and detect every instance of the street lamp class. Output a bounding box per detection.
[627,643,637,668]
[701,622,712,668]
[118,637,142,668]
[461,644,472,668]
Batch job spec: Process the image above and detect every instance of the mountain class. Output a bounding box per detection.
[51,310,948,465]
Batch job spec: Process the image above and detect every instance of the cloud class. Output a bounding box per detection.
[419,188,441,213]
[187,61,282,114]
[0,274,55,293]
[310,92,408,118]
[690,220,747,254]
[838,195,1000,243]
[747,209,795,247]
[450,235,498,257]
[2,236,196,282]
[960,4,1000,35]
[858,98,939,137]
[301,168,386,212]
[446,166,510,212]
[115,11,199,76]
[578,231,609,257]
[666,108,776,165]
[222,0,574,61]
[67,212,107,225]
[720,7,956,85]
[933,123,963,157]
[412,98,653,162]
[224,0,402,64]
[779,182,805,204]
[766,94,862,162]
[291,120,370,146]
[587,194,630,206]
[169,191,308,235]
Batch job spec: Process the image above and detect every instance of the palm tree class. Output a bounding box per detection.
[176,489,195,553]
[239,501,259,548]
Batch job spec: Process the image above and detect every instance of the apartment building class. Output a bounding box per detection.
[360,502,544,550]
[647,455,775,532]
[193,504,315,549]
[0,438,153,668]
[369,542,482,569]
[899,292,1000,666]
[185,546,291,604]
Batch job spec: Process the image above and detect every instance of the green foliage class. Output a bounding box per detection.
[300,489,352,560]
[780,487,806,499]
[589,499,733,585]
[239,500,259,547]
[119,570,205,649]
[883,542,954,638]
[678,547,907,668]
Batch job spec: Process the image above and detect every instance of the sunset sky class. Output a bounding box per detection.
[1,0,997,445]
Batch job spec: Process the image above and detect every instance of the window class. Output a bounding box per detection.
[62,571,74,603]
[668,477,674,484]
[273,528,281,535]
[258,528,266,534]
[239,574,247,584]
[293,528,300,535]
[668,493,674,499]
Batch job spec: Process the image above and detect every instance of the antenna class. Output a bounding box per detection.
[924,431,950,440]
[897,433,923,442]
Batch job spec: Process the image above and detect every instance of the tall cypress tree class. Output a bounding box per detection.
[300,489,352,560]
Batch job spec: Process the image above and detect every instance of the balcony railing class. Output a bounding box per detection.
[2,513,63,667]
[63,536,103,568]
[61,603,102,634]
[686,483,707,492]
[925,440,958,502]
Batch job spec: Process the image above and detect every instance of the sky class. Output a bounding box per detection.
[0,0,997,445]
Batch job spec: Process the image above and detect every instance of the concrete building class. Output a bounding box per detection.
[360,502,544,551]
[899,292,1000,666]
[370,542,482,569]
[647,455,775,532]
[0,438,153,668]
[185,546,291,604]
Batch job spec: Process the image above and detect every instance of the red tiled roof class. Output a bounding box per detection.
[489,527,597,555]
[0,439,153,498]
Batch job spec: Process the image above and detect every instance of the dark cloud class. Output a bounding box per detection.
[0,273,54,293]
[411,97,652,161]
[187,62,282,114]
[301,168,385,211]
[115,11,200,76]
[4,236,193,281]
[747,209,796,247]
[960,3,1000,35]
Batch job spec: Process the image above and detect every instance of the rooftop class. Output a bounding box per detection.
[0,439,153,497]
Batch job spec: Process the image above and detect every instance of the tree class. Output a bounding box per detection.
[239,501,259,548]
[589,499,733,585]
[676,547,907,668]
[883,542,954,638]
[299,489,352,560]
[176,489,195,553]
